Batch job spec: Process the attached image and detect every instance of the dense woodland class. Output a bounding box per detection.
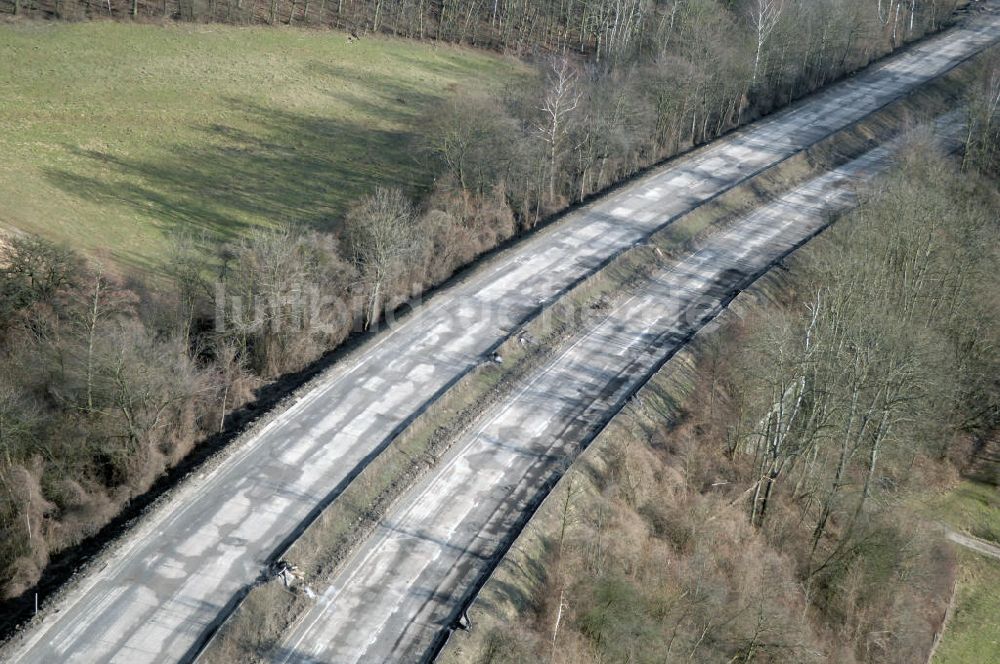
[463,133,1000,663]
[4,0,958,63]
[0,0,984,616]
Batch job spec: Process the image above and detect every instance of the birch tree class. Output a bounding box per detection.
[345,187,419,329]
[535,57,582,205]
[964,64,1000,173]
[748,0,783,86]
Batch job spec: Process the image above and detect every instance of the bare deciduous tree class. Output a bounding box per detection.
[344,187,419,329]
[748,0,783,85]
[964,64,1000,172]
[535,57,582,205]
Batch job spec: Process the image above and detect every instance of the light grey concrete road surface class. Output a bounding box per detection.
[276,121,960,664]
[7,10,1000,664]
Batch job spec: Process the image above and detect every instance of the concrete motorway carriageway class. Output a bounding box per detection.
[7,10,1000,664]
[275,120,959,664]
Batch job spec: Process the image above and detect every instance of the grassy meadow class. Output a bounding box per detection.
[929,480,1000,544]
[0,20,522,273]
[931,479,1000,663]
[934,551,1000,664]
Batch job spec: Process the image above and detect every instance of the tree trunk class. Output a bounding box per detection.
[366,277,383,330]
[85,272,104,414]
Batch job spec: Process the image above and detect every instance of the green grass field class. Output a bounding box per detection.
[0,20,522,273]
[931,480,1000,663]
[928,480,1000,544]
[934,551,1000,663]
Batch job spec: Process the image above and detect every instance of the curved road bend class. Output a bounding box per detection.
[8,10,1000,663]
[277,121,961,664]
